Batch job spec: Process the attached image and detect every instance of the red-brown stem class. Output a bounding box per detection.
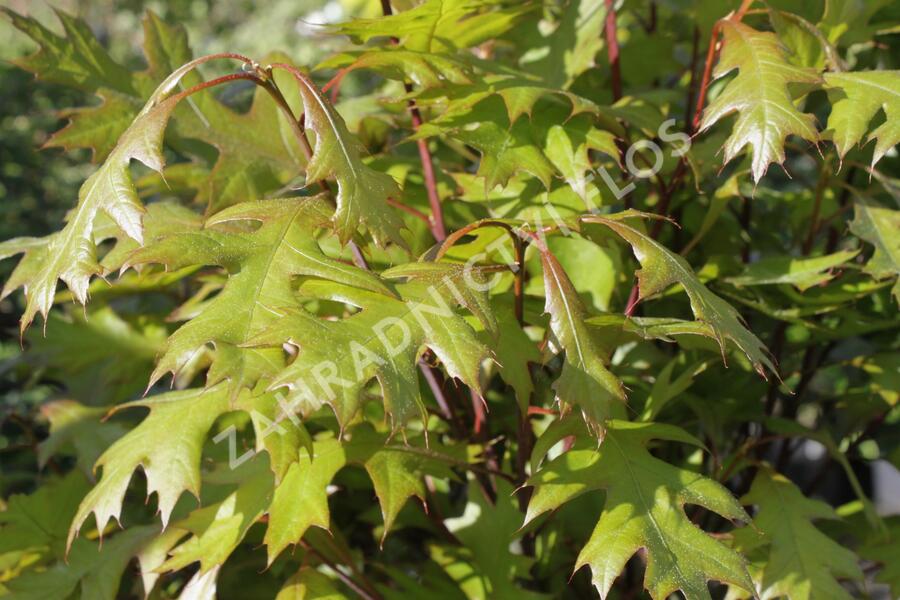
[471,389,486,436]
[378,0,446,242]
[624,284,641,316]
[436,220,527,321]
[410,104,447,242]
[604,0,623,102]
[692,20,723,132]
[625,4,754,314]
[684,26,702,131]
[387,197,430,223]
[692,1,754,131]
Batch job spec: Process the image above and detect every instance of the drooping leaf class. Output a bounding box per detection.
[699,21,821,182]
[848,196,900,303]
[276,66,406,247]
[526,419,755,599]
[583,213,776,377]
[0,56,214,332]
[532,239,625,438]
[732,468,863,600]
[69,385,232,545]
[824,71,900,167]
[265,426,456,563]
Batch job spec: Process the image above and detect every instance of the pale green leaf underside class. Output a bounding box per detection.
[700,21,821,182]
[824,70,900,167]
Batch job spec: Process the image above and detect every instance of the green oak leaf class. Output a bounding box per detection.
[418,96,556,190]
[318,49,473,91]
[26,305,168,404]
[178,58,310,214]
[848,196,900,304]
[276,569,348,600]
[68,385,232,546]
[526,419,755,600]
[699,21,821,182]
[0,55,215,332]
[2,7,135,94]
[533,239,625,438]
[128,196,392,393]
[433,479,545,599]
[731,468,862,600]
[726,249,859,291]
[4,9,191,162]
[544,116,619,207]
[37,400,128,475]
[516,0,607,88]
[488,299,540,411]
[3,527,156,600]
[332,0,533,53]
[265,426,456,563]
[824,71,900,168]
[277,66,406,247]
[0,472,89,560]
[160,462,273,576]
[414,75,603,124]
[253,277,490,429]
[584,213,776,377]
[4,9,310,213]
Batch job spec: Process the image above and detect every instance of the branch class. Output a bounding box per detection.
[603,0,623,102]
[379,0,447,242]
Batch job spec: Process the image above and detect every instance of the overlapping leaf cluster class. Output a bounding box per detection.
[1,1,898,598]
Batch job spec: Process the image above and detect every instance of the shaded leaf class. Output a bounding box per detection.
[526,420,754,599]
[732,468,862,600]
[848,196,900,303]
